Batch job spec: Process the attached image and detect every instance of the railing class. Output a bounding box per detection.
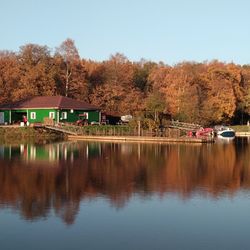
[44,119,213,139]
[45,123,186,138]
[58,124,138,136]
[44,125,78,135]
[168,121,202,131]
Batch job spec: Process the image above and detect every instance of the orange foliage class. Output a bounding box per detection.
[0,40,250,124]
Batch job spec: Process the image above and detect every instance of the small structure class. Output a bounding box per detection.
[0,96,101,125]
[101,112,122,125]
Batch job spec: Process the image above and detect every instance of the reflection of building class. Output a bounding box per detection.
[87,143,102,158]
[0,141,103,164]
[0,142,83,165]
[0,96,100,125]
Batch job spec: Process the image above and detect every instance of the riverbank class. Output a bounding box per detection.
[67,135,215,143]
[3,125,250,144]
[0,126,65,144]
[0,126,215,144]
[231,125,250,132]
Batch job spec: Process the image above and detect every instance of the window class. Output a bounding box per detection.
[83,112,88,119]
[62,112,67,119]
[30,112,36,120]
[49,112,55,119]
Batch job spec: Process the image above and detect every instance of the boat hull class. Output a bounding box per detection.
[214,125,235,138]
[217,130,235,138]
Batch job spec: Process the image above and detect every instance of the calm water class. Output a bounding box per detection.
[0,137,250,250]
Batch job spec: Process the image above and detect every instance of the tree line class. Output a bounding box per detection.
[0,38,250,126]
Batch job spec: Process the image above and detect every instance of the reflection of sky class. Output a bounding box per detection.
[1,193,250,250]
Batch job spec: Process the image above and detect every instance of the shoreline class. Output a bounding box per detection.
[0,126,249,144]
[235,132,250,137]
[67,135,215,143]
[0,126,64,143]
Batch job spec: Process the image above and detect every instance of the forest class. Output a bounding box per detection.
[0,38,250,126]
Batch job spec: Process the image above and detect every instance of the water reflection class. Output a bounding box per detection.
[0,138,249,225]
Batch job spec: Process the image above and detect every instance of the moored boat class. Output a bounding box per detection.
[214,125,235,138]
[187,127,214,138]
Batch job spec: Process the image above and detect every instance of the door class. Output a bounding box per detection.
[0,112,4,124]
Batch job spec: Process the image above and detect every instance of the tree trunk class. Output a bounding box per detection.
[65,63,71,97]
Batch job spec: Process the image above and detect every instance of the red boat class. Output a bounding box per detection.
[188,127,214,138]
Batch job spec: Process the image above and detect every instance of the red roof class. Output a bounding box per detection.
[0,96,100,110]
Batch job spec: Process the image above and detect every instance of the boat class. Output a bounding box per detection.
[195,127,214,137]
[214,125,235,138]
[187,127,214,138]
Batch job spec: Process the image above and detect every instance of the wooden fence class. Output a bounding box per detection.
[47,124,186,138]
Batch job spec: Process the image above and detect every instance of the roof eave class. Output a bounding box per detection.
[0,107,100,111]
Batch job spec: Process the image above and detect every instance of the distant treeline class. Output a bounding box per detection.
[0,38,249,126]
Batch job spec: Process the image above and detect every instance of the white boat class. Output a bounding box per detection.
[214,125,235,138]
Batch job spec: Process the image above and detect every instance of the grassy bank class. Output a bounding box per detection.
[0,127,64,144]
[230,125,250,132]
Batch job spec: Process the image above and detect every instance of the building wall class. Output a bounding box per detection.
[3,111,10,124]
[59,109,100,123]
[1,109,100,124]
[88,110,100,123]
[27,109,57,123]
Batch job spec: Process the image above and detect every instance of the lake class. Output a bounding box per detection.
[0,137,250,250]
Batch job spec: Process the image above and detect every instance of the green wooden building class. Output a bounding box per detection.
[0,96,101,125]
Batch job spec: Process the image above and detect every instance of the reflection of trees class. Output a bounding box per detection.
[0,140,249,225]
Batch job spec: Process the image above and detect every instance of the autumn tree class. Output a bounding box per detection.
[84,60,106,89]
[55,38,79,97]
[145,89,166,122]
[148,63,201,123]
[55,38,88,100]
[13,44,56,100]
[238,65,250,123]
[196,62,237,125]
[133,60,157,92]
[0,51,20,104]
[102,53,134,87]
[90,53,143,114]
[164,63,201,122]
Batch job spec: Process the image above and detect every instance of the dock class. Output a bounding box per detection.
[14,124,216,143]
[67,135,215,143]
[0,124,215,143]
[235,132,250,137]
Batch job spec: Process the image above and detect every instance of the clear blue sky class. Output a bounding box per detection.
[1,0,250,65]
